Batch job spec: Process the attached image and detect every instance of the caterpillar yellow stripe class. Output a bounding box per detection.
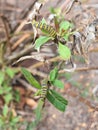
[32,20,57,38]
[40,83,48,101]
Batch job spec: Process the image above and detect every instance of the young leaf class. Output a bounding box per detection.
[0,118,4,126]
[41,18,47,24]
[49,67,58,82]
[13,90,20,102]
[58,42,71,60]
[3,104,8,117]
[60,21,72,31]
[6,67,18,78]
[63,33,70,41]
[4,93,13,104]
[53,79,64,89]
[35,99,44,122]
[0,86,12,95]
[11,116,20,124]
[21,68,41,89]
[34,36,51,51]
[47,89,68,112]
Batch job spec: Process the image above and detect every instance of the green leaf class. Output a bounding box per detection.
[4,93,13,104]
[35,36,51,51]
[21,68,41,89]
[0,117,4,126]
[47,90,68,112]
[58,42,71,60]
[13,90,20,102]
[11,116,19,124]
[35,99,43,122]
[50,7,61,16]
[41,18,47,24]
[49,67,58,82]
[0,71,5,85]
[6,67,18,78]
[53,79,64,89]
[63,33,70,41]
[34,90,41,96]
[3,104,8,117]
[0,89,4,95]
[60,21,72,31]
[0,86,12,95]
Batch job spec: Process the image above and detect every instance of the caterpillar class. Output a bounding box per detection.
[32,20,57,38]
[40,82,48,101]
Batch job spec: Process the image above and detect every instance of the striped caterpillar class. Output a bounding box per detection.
[40,82,48,101]
[32,20,57,38]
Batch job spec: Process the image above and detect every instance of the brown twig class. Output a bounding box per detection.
[11,33,32,51]
[59,66,98,73]
[30,56,61,69]
[0,15,11,51]
[7,44,34,64]
[13,0,38,33]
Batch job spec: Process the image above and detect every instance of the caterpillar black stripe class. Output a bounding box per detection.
[32,20,57,38]
[40,83,48,101]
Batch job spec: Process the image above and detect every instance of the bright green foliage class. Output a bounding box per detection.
[6,67,18,78]
[21,67,68,112]
[0,85,12,95]
[41,18,47,24]
[3,104,8,117]
[0,67,21,129]
[0,85,13,104]
[34,36,51,51]
[21,67,41,89]
[58,42,71,60]
[63,33,70,41]
[26,99,44,130]
[4,93,13,104]
[10,116,20,125]
[60,21,73,32]
[59,21,73,41]
[53,79,64,89]
[49,67,58,82]
[47,89,68,112]
[13,90,20,102]
[35,99,44,122]
[49,67,64,89]
[50,7,61,16]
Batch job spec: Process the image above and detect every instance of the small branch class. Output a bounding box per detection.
[11,33,32,51]
[30,56,61,69]
[7,44,34,64]
[0,15,11,51]
[59,66,98,73]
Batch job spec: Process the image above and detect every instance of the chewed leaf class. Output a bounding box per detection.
[35,36,51,51]
[58,42,71,60]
